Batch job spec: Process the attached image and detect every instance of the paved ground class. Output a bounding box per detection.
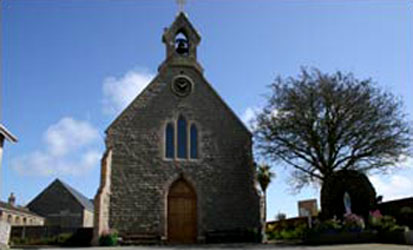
[11,244,413,250]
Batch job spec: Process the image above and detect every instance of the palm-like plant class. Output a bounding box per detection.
[256,163,275,241]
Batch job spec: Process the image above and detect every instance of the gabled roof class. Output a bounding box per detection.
[0,124,18,143]
[28,179,94,212]
[58,179,94,212]
[106,13,252,137]
[162,12,201,45]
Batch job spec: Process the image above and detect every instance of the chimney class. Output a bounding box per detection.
[8,192,16,206]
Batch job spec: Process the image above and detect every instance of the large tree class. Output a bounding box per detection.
[254,68,412,190]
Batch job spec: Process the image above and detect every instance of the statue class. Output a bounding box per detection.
[344,192,352,214]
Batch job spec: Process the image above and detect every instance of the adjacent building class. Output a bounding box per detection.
[0,124,18,248]
[27,179,94,228]
[0,124,18,168]
[0,124,18,196]
[0,193,44,226]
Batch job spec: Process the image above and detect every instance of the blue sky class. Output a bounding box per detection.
[2,0,412,219]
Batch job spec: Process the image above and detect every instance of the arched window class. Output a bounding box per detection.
[190,124,198,159]
[165,123,174,159]
[177,116,188,158]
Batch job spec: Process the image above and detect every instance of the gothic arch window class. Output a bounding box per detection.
[165,123,175,159]
[190,124,198,159]
[177,116,188,158]
[165,115,199,160]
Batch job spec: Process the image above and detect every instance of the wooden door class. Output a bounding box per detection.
[167,179,197,243]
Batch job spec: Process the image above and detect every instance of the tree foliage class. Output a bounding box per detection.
[254,68,412,189]
[256,163,275,193]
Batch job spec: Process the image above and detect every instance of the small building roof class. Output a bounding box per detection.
[57,179,94,212]
[0,124,18,143]
[0,201,43,218]
[28,179,94,212]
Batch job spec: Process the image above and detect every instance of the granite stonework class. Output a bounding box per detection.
[0,221,10,249]
[94,12,261,243]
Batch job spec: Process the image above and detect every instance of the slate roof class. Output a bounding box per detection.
[0,201,42,217]
[28,179,94,212]
[57,179,94,212]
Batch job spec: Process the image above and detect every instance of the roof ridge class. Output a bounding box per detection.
[57,179,94,212]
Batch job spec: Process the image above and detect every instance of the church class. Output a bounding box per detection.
[94,11,261,244]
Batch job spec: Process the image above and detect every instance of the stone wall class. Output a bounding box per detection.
[105,64,261,241]
[94,13,261,243]
[10,226,93,245]
[93,149,112,245]
[0,221,11,248]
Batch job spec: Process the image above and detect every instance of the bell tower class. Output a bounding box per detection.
[158,12,203,73]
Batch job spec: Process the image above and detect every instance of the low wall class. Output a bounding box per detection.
[11,226,77,239]
[10,226,93,246]
[378,197,413,228]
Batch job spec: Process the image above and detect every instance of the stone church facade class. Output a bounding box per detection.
[94,12,260,244]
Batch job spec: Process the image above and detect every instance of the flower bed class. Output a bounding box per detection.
[302,211,413,245]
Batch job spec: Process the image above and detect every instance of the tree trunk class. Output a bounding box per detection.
[261,191,267,243]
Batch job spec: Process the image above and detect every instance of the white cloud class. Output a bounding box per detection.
[102,69,154,115]
[45,117,99,156]
[11,117,101,177]
[240,106,279,131]
[369,156,413,201]
[370,174,413,201]
[241,107,261,130]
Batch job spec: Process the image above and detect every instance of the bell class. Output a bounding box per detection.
[176,38,189,55]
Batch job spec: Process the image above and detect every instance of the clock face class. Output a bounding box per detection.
[172,76,192,97]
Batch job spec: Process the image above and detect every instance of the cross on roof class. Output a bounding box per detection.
[176,0,186,13]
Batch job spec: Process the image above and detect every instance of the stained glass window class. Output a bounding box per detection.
[190,124,198,159]
[177,116,188,158]
[165,123,174,158]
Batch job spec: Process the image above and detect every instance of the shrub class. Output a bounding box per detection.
[99,229,118,246]
[10,233,73,246]
[267,220,308,240]
[276,213,287,221]
[369,214,407,232]
[56,233,73,245]
[312,217,342,233]
[343,213,365,232]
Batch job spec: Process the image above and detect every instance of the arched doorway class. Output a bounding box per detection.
[167,178,197,243]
